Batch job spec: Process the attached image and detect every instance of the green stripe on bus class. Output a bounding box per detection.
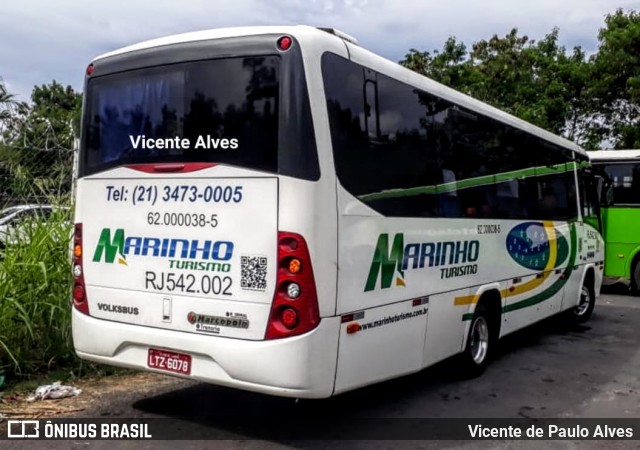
[359,162,577,202]
[462,223,577,321]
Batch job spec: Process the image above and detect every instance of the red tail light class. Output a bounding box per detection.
[280,307,299,329]
[277,36,292,51]
[72,223,90,315]
[265,232,320,339]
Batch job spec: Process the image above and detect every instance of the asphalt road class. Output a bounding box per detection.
[5,286,640,449]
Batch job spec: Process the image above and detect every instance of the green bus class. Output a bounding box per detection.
[590,150,640,293]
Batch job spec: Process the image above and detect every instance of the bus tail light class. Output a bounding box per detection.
[277,36,292,51]
[265,232,320,339]
[280,307,299,329]
[72,223,90,315]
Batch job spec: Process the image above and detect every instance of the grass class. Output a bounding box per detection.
[0,203,73,380]
[0,200,116,387]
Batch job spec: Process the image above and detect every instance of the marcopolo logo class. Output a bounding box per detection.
[92,228,234,266]
[365,233,480,292]
[187,311,250,330]
[506,222,568,270]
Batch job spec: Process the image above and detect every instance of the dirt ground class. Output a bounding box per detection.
[0,372,184,420]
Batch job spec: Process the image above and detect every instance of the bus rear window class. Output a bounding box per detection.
[82,56,280,175]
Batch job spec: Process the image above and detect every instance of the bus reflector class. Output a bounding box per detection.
[265,232,320,339]
[72,223,90,315]
[346,323,361,334]
[86,64,94,76]
[341,313,354,323]
[280,308,299,329]
[73,284,85,302]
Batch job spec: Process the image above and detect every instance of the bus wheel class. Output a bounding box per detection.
[570,278,595,323]
[461,304,492,377]
[630,261,640,296]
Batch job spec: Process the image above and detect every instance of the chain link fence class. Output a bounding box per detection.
[0,82,94,382]
[0,144,76,210]
[0,139,78,381]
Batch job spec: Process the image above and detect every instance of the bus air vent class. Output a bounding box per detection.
[317,27,359,45]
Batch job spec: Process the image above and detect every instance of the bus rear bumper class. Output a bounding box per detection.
[72,308,340,398]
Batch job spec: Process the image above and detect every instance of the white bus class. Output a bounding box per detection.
[72,26,604,398]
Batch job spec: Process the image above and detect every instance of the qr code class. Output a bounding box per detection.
[241,256,268,291]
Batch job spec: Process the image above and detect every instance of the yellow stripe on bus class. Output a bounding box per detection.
[453,221,558,306]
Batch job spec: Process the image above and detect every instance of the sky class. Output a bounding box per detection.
[1,0,639,102]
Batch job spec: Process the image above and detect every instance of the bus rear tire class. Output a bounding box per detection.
[460,304,493,377]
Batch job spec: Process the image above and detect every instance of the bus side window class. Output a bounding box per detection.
[579,168,602,232]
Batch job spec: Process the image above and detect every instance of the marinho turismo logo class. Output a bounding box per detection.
[92,228,234,271]
[365,233,480,291]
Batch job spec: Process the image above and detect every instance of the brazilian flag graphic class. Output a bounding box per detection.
[506,222,568,270]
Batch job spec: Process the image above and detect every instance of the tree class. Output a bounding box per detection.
[402,37,473,92]
[0,78,20,134]
[591,9,640,149]
[0,79,23,205]
[400,28,596,147]
[0,80,81,204]
[20,81,82,152]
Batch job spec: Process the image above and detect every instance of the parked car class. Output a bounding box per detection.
[0,204,67,247]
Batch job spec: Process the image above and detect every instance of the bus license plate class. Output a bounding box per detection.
[148,348,191,375]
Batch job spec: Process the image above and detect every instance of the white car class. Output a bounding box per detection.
[0,204,65,247]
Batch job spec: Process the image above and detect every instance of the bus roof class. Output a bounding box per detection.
[94,25,327,61]
[93,25,587,159]
[588,150,640,161]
